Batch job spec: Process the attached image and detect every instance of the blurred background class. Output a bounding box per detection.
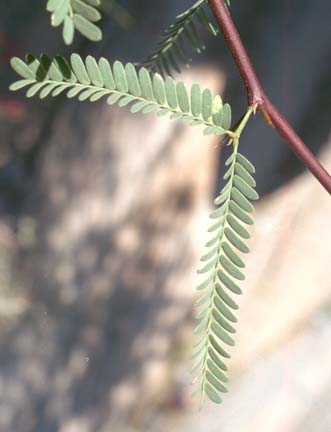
[0,0,331,431]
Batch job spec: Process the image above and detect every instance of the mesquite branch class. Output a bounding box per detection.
[208,0,331,195]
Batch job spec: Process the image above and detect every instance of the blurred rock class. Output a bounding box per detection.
[0,66,225,432]
[149,146,331,432]
[234,146,331,371]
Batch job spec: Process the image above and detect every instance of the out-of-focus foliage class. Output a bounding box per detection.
[143,0,219,75]
[46,0,102,44]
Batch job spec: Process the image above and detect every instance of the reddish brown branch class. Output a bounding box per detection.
[208,0,331,195]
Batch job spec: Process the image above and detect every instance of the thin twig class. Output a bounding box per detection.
[208,0,331,195]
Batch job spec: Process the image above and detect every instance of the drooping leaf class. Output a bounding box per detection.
[192,142,258,405]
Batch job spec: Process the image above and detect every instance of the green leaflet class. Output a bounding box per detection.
[222,242,245,268]
[193,142,258,405]
[205,382,222,404]
[164,77,178,108]
[86,55,104,87]
[206,371,228,393]
[9,54,233,138]
[207,359,228,383]
[191,83,202,117]
[153,74,166,105]
[98,57,115,90]
[202,88,213,121]
[213,296,237,323]
[46,0,102,44]
[71,53,90,84]
[177,82,190,113]
[212,309,236,334]
[210,334,231,358]
[71,0,101,22]
[113,61,129,93]
[10,58,35,80]
[63,16,74,45]
[125,63,141,97]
